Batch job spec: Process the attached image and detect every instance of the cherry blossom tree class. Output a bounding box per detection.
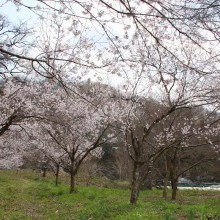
[0,78,36,137]
[0,13,32,79]
[1,0,219,86]
[0,122,35,169]
[0,78,44,169]
[109,44,220,204]
[0,1,112,83]
[156,107,220,200]
[0,0,220,206]
[0,133,23,169]
[18,82,115,193]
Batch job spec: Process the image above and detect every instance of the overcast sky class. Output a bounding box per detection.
[0,0,36,24]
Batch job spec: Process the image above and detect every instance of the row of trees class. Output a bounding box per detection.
[1,77,219,203]
[0,0,220,204]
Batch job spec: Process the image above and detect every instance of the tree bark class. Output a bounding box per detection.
[55,164,60,186]
[170,162,178,200]
[42,167,47,177]
[146,168,152,190]
[171,178,178,200]
[163,172,169,198]
[70,162,76,193]
[130,163,141,204]
[163,153,171,198]
[170,148,178,200]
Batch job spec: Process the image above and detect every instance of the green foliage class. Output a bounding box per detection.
[0,170,220,219]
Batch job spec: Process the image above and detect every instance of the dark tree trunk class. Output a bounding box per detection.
[130,163,141,204]
[70,162,76,193]
[146,169,152,190]
[70,173,75,193]
[170,160,178,200]
[171,178,178,200]
[55,164,60,186]
[163,172,169,198]
[169,148,178,200]
[42,167,47,177]
[163,154,171,198]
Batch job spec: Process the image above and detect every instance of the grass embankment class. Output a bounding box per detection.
[0,170,219,220]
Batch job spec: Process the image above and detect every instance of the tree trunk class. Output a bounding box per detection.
[146,168,152,190]
[163,153,171,198]
[170,163,178,200]
[70,173,75,193]
[70,162,76,193]
[171,178,178,200]
[55,164,60,186]
[163,172,169,198]
[130,163,141,204]
[42,167,47,177]
[118,165,122,181]
[170,149,178,200]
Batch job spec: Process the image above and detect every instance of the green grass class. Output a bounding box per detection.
[0,170,220,219]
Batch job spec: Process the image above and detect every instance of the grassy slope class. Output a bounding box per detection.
[0,170,220,220]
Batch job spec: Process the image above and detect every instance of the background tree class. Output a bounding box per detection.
[156,107,220,199]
